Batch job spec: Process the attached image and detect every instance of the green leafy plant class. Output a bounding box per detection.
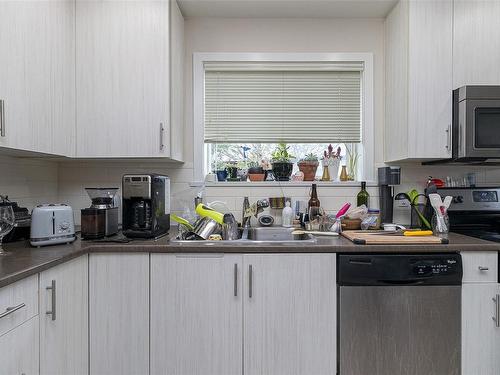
[271,143,294,163]
[247,161,260,168]
[345,144,360,181]
[300,153,319,163]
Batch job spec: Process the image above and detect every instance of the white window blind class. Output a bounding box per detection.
[204,62,362,144]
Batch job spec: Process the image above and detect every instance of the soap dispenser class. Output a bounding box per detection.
[282,200,293,227]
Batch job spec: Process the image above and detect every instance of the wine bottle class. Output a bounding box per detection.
[308,183,321,208]
[357,181,370,207]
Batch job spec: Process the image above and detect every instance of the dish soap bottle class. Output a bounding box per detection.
[282,200,293,227]
[357,181,370,207]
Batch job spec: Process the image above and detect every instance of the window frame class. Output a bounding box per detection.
[193,52,374,183]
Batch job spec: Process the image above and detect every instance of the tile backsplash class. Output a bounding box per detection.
[4,155,500,227]
[0,155,58,209]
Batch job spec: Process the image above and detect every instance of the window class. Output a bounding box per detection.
[193,53,374,182]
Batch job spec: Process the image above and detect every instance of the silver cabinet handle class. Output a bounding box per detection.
[478,266,489,271]
[249,264,253,298]
[46,280,56,321]
[0,100,5,137]
[0,302,25,319]
[445,124,451,151]
[160,122,165,151]
[234,263,238,297]
[493,294,500,328]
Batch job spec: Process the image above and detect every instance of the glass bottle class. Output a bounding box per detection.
[340,165,348,181]
[308,183,320,209]
[357,181,370,207]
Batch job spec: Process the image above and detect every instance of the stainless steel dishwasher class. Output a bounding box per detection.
[338,253,462,375]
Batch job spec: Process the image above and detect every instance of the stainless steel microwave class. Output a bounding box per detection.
[453,86,500,161]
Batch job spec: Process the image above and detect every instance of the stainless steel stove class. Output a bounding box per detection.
[437,187,500,242]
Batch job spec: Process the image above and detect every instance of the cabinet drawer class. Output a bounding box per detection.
[0,275,38,336]
[462,252,498,283]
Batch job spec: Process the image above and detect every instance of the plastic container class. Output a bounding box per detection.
[361,209,381,230]
[281,201,294,228]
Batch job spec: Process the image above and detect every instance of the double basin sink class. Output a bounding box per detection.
[171,227,317,245]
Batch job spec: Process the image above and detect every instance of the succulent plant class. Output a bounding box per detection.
[271,143,294,163]
[300,153,319,162]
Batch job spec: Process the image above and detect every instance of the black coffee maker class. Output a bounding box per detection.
[122,174,170,238]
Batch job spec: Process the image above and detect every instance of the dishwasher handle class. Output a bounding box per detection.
[377,279,427,285]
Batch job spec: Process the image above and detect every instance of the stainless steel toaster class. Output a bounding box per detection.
[30,204,76,247]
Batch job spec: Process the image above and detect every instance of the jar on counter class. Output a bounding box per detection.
[361,209,381,230]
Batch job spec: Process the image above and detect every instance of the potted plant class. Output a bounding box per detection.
[247,161,266,181]
[226,161,239,181]
[271,143,294,181]
[213,160,227,182]
[297,153,319,181]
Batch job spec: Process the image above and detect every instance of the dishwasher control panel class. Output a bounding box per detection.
[338,253,463,286]
[412,257,459,276]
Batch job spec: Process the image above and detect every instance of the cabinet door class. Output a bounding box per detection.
[0,0,75,156]
[169,0,185,162]
[453,0,500,88]
[76,0,170,158]
[40,255,88,375]
[462,283,500,375]
[0,317,39,375]
[408,0,452,159]
[89,253,149,375]
[243,254,337,375]
[151,253,243,375]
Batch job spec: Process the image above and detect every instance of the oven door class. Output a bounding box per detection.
[458,99,500,159]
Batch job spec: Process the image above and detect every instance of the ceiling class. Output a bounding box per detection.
[177,0,398,19]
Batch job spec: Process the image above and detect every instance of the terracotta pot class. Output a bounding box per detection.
[298,161,319,181]
[248,173,266,181]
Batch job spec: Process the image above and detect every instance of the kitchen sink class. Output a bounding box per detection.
[170,226,316,245]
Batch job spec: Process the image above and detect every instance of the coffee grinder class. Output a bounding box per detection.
[81,188,119,239]
[378,167,401,224]
[122,174,170,238]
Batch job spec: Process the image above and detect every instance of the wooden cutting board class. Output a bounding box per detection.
[341,230,449,245]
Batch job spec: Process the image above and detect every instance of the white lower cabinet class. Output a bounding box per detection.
[243,254,337,375]
[39,255,88,375]
[462,283,500,375]
[89,253,149,375]
[151,254,243,375]
[0,316,39,375]
[151,253,337,375]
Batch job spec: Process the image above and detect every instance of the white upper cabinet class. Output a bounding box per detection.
[385,0,453,162]
[453,0,500,88]
[76,0,171,158]
[0,0,75,156]
[169,0,185,162]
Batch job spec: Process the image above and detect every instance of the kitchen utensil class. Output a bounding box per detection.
[292,230,339,236]
[222,213,239,240]
[195,203,224,224]
[171,214,194,231]
[336,202,351,219]
[382,223,406,231]
[0,205,15,255]
[191,217,220,240]
[0,196,31,243]
[258,215,274,226]
[30,204,76,247]
[443,195,453,210]
[368,230,434,236]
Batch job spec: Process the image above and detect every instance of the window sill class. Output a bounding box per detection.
[191,181,378,188]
